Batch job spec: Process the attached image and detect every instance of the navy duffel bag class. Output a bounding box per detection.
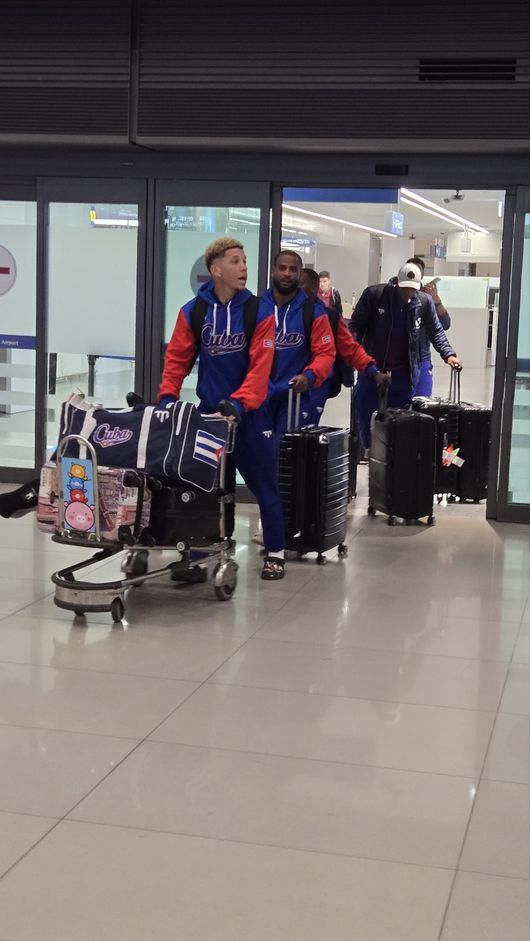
[56,394,230,492]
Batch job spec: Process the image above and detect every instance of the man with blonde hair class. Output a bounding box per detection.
[159,238,287,580]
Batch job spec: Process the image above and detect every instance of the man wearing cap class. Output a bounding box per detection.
[350,261,462,449]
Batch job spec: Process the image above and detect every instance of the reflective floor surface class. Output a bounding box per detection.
[0,464,528,940]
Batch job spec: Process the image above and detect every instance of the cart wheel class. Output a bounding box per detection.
[111,598,125,622]
[338,543,348,557]
[73,607,86,617]
[122,549,148,578]
[367,505,376,516]
[388,516,396,526]
[427,515,436,526]
[212,561,237,601]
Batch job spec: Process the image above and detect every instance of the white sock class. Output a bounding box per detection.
[267,551,285,561]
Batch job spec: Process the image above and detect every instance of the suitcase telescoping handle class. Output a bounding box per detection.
[287,381,302,433]
[350,382,356,435]
[448,365,462,404]
[376,384,388,421]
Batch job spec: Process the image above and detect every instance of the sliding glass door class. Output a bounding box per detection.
[0,191,37,478]
[37,179,147,469]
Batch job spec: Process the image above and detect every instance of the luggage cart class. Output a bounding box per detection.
[50,427,238,622]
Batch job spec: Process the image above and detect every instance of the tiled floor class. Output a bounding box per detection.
[0,454,528,938]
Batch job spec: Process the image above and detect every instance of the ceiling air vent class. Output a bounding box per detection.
[375,165,409,176]
[419,59,517,82]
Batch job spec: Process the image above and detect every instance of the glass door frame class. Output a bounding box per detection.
[148,180,272,402]
[35,177,148,472]
[489,185,530,523]
[0,183,37,482]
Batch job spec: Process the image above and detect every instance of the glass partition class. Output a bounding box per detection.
[507,211,530,506]
[45,201,139,455]
[0,200,37,469]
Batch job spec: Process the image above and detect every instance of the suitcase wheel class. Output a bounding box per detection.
[338,543,348,558]
[427,515,436,526]
[367,505,376,517]
[388,516,397,526]
[317,553,327,565]
[73,607,86,617]
[212,560,238,601]
[111,597,125,622]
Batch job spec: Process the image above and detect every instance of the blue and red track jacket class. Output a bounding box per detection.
[262,288,336,399]
[159,281,275,413]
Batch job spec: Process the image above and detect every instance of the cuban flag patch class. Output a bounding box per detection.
[193,429,225,468]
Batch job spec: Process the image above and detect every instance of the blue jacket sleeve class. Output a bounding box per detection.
[438,309,451,330]
[422,296,456,361]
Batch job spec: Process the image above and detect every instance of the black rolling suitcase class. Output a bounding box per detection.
[453,374,491,503]
[368,390,436,526]
[411,394,460,500]
[145,453,236,547]
[412,369,491,504]
[279,389,349,563]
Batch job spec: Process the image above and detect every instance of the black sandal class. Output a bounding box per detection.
[261,557,285,581]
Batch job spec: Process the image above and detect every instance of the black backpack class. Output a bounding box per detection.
[190,295,260,346]
[301,300,353,399]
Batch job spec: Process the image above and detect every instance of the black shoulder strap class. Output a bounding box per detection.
[190,297,208,346]
[191,295,259,347]
[301,297,316,348]
[242,295,260,346]
[326,306,339,338]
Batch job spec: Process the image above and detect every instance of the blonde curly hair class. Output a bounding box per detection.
[205,237,244,271]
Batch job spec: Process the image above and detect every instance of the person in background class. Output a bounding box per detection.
[350,261,462,449]
[263,251,336,447]
[300,267,390,424]
[250,253,336,549]
[318,270,343,317]
[159,236,286,581]
[407,256,451,397]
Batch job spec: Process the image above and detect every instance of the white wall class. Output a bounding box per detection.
[380,237,414,283]
[446,230,501,263]
[313,227,371,304]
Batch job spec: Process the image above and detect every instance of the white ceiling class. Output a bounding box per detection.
[283,188,505,240]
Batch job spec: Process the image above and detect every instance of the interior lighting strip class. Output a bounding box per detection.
[400,188,489,233]
[282,204,398,238]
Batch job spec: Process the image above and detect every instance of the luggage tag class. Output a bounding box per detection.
[442,444,465,468]
[61,457,97,534]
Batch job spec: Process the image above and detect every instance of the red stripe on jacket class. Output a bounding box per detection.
[335,317,376,373]
[230,314,275,411]
[304,313,336,387]
[159,309,197,400]
[158,309,275,412]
